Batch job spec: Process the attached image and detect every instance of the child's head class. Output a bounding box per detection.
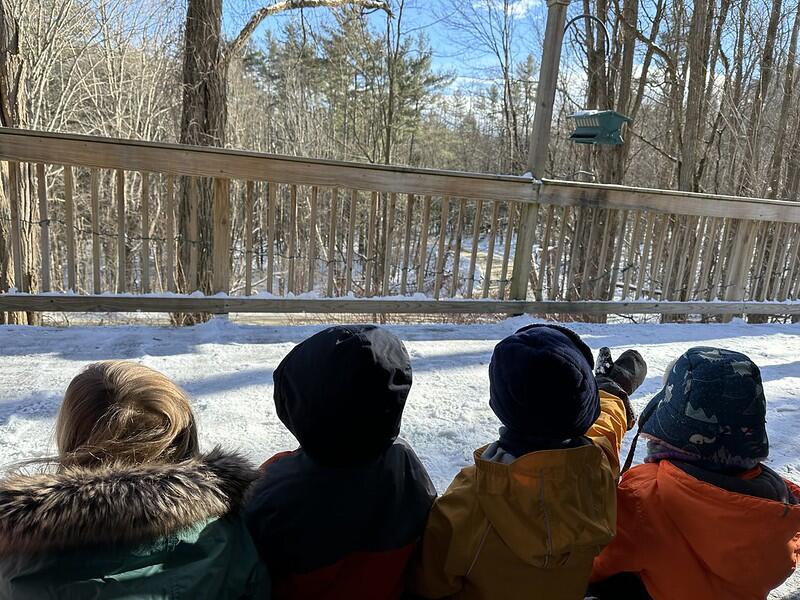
[640,347,769,471]
[273,325,412,466]
[489,324,600,441]
[56,361,199,468]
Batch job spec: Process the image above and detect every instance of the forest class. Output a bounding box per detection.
[1,0,799,322]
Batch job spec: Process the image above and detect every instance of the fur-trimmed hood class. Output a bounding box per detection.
[0,448,257,557]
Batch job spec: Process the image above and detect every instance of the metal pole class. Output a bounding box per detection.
[510,0,569,300]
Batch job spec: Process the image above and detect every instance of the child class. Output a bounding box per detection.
[590,347,800,600]
[410,324,645,600]
[0,361,267,599]
[244,325,437,600]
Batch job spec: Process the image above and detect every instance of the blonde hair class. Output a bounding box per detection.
[55,361,199,469]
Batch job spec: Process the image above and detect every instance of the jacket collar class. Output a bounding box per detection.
[0,448,256,557]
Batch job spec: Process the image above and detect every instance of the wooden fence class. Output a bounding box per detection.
[1,128,799,315]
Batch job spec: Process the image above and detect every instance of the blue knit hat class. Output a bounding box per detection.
[489,324,600,440]
[640,347,769,471]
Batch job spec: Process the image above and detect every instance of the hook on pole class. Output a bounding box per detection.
[564,14,610,57]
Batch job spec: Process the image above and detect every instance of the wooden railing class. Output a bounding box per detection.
[1,128,799,315]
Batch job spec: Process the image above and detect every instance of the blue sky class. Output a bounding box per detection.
[222,0,551,82]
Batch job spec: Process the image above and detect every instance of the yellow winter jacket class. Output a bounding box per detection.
[409,390,627,600]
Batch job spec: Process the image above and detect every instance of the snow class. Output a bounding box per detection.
[0,317,798,597]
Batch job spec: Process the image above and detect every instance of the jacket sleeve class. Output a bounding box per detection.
[408,498,464,598]
[586,390,628,473]
[408,468,483,599]
[590,474,648,582]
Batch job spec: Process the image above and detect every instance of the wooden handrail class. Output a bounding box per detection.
[539,179,800,223]
[2,128,800,222]
[0,128,537,203]
[0,295,798,315]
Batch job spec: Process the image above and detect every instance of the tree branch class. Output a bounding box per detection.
[223,0,393,67]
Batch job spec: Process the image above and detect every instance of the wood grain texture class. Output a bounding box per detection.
[63,165,76,291]
[0,128,536,202]
[36,163,51,292]
[165,175,176,293]
[140,172,151,293]
[7,161,24,292]
[245,181,254,295]
[6,129,800,222]
[212,178,231,293]
[116,169,126,293]
[1,295,797,315]
[90,168,101,294]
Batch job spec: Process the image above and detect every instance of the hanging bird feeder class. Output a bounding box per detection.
[568,110,632,146]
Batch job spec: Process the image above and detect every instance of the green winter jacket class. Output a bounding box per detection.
[0,449,269,600]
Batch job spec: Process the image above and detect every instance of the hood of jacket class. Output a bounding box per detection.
[0,448,257,557]
[474,442,617,568]
[274,325,412,466]
[654,460,800,588]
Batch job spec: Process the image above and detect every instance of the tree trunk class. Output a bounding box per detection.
[767,0,800,198]
[176,0,226,324]
[606,0,639,184]
[738,0,782,195]
[0,0,39,325]
[679,0,711,191]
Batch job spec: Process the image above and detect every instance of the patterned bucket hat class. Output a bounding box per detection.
[639,347,769,470]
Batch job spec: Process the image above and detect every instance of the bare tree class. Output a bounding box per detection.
[0,0,39,324]
[177,0,391,323]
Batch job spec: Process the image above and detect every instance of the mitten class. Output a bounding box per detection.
[595,347,647,430]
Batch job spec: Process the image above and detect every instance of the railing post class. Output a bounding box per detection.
[512,0,568,301]
[36,164,51,293]
[212,177,231,294]
[510,188,540,300]
[7,161,25,292]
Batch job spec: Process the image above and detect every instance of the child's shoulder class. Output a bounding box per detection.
[258,450,297,472]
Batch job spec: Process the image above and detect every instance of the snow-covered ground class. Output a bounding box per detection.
[0,317,798,597]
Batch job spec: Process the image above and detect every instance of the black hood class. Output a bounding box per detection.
[273,325,412,466]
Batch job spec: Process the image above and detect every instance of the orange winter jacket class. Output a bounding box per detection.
[592,460,800,600]
[409,390,627,600]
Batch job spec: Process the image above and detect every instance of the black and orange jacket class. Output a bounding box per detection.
[245,441,436,600]
[243,325,437,600]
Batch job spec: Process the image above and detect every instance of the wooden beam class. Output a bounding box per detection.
[539,179,800,223]
[212,178,231,293]
[382,193,397,295]
[0,128,536,203]
[7,161,24,292]
[116,169,126,293]
[187,177,199,291]
[417,195,431,294]
[90,168,101,294]
[365,191,378,296]
[63,165,76,291]
[266,181,276,294]
[5,128,800,223]
[287,184,297,294]
[327,187,338,296]
[36,164,51,292]
[165,175,176,293]
[245,180,254,295]
[0,295,798,315]
[308,186,318,293]
[346,189,358,294]
[140,171,150,293]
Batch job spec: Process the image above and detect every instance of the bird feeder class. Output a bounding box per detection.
[568,110,632,146]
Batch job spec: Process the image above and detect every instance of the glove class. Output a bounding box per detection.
[595,347,647,430]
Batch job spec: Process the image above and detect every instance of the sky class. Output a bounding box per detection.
[222,0,551,83]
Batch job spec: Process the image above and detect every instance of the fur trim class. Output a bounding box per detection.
[0,448,257,557]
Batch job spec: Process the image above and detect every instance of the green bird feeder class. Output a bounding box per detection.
[568,110,632,146]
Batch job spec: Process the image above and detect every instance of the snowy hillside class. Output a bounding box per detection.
[0,317,798,597]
